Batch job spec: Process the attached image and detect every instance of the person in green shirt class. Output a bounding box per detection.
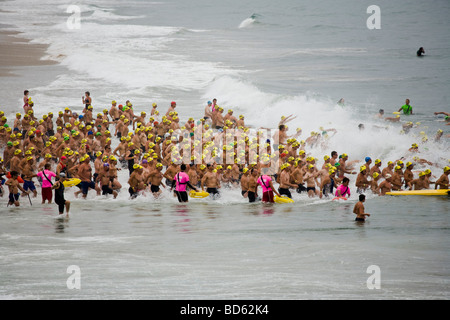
[398,99,413,115]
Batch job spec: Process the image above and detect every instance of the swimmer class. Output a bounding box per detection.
[398,99,413,115]
[36,163,56,204]
[363,157,372,176]
[370,159,382,177]
[416,47,425,57]
[407,172,427,190]
[98,163,118,199]
[391,166,404,191]
[128,164,145,199]
[375,109,384,119]
[257,170,281,203]
[5,171,29,207]
[246,168,259,203]
[240,167,250,198]
[385,115,401,122]
[435,129,444,142]
[403,162,415,188]
[147,163,166,197]
[353,194,370,222]
[201,164,221,199]
[82,91,92,110]
[355,165,370,193]
[320,168,336,198]
[371,172,381,195]
[75,155,101,199]
[303,164,320,198]
[278,163,297,198]
[23,90,29,110]
[171,164,198,203]
[408,143,419,153]
[433,112,450,126]
[434,166,450,190]
[377,174,393,195]
[381,161,394,178]
[52,173,70,216]
[335,177,351,198]
[278,114,297,127]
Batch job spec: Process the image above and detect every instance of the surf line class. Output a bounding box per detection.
[180,304,214,317]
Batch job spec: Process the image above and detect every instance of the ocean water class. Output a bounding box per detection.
[0,0,449,300]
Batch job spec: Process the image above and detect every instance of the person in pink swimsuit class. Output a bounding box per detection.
[36,163,56,204]
[257,172,281,203]
[171,164,198,202]
[335,177,351,198]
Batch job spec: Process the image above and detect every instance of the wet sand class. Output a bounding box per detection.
[0,29,57,77]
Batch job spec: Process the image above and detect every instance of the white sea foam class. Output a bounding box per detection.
[202,75,449,171]
[238,17,256,29]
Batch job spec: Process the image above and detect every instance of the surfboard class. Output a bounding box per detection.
[189,190,209,198]
[63,178,81,187]
[6,172,24,183]
[274,195,294,203]
[386,189,449,196]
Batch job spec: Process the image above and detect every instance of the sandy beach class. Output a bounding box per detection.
[0,28,57,77]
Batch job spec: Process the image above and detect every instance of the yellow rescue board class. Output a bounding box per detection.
[386,189,449,196]
[63,178,81,187]
[274,195,294,203]
[189,190,210,198]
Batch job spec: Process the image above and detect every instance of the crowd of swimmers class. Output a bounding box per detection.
[0,91,449,220]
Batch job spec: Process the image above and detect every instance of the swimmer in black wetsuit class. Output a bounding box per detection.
[416,47,425,57]
[52,173,70,216]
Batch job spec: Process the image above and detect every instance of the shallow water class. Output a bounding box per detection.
[0,0,449,300]
[1,186,449,299]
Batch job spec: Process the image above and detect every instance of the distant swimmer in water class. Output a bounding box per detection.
[376,109,384,119]
[398,99,413,115]
[337,98,345,106]
[416,47,425,57]
[434,112,450,125]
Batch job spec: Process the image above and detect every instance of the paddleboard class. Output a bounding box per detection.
[386,189,449,196]
[189,190,209,198]
[274,195,294,203]
[6,172,24,183]
[63,178,81,187]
